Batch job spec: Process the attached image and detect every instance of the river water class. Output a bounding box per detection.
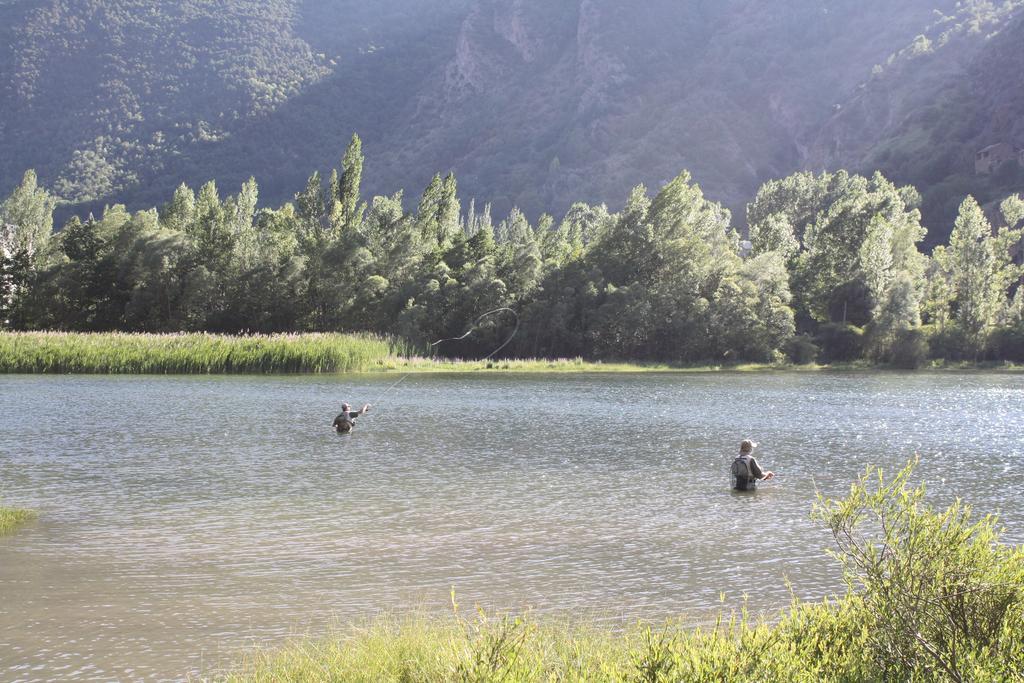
[0,372,1022,680]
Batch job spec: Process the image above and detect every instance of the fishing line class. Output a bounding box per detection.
[429,307,520,361]
[366,307,520,407]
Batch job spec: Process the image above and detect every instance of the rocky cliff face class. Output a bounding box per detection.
[368,0,968,220]
[2,0,1020,231]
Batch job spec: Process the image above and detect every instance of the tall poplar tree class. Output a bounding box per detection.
[948,197,999,356]
[338,134,364,234]
[163,184,196,234]
[0,170,57,258]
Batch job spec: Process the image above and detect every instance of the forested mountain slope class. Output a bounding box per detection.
[0,0,471,211]
[0,0,328,201]
[806,5,1024,244]
[1,0,1022,232]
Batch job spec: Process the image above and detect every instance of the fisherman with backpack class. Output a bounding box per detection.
[333,402,371,434]
[731,439,775,491]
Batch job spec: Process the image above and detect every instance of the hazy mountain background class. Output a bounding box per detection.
[2,0,1022,243]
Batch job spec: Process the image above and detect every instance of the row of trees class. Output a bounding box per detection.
[2,135,1023,364]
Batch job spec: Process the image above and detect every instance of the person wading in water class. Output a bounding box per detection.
[731,439,775,491]
[333,403,371,434]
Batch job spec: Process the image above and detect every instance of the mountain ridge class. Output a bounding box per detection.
[1,0,1021,239]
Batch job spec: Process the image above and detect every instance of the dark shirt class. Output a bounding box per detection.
[333,411,360,431]
[733,454,765,491]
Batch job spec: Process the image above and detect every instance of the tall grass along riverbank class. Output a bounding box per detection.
[0,332,407,374]
[0,507,36,535]
[227,462,1024,682]
[2,332,1020,375]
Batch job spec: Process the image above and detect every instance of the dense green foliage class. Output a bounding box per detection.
[227,463,1024,681]
[0,332,403,374]
[0,507,36,535]
[2,152,1022,365]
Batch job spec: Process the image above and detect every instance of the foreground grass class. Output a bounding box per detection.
[0,332,406,374]
[226,604,869,683]
[226,462,1024,682]
[0,507,37,535]
[226,593,1021,682]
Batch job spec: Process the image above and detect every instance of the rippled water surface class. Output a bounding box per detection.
[1,372,1022,680]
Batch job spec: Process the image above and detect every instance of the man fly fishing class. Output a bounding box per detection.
[333,403,371,434]
[731,439,776,491]
[332,308,518,430]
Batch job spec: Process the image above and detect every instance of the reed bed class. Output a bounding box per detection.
[0,332,407,374]
[0,507,36,535]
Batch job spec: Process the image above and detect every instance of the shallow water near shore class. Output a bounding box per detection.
[1,372,1022,680]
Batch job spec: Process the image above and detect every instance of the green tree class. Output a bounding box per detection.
[922,245,954,331]
[559,202,611,257]
[414,173,461,247]
[496,208,541,300]
[749,212,799,260]
[948,197,1000,355]
[295,171,327,242]
[162,183,196,234]
[415,174,444,245]
[796,173,926,328]
[999,193,1024,230]
[230,177,260,269]
[438,173,461,246]
[0,170,57,259]
[336,134,365,233]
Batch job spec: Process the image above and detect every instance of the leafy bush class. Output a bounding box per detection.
[925,324,995,362]
[815,323,864,363]
[988,323,1024,362]
[887,328,930,369]
[813,460,1024,682]
[785,333,819,364]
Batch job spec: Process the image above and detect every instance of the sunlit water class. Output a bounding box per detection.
[1,372,1022,680]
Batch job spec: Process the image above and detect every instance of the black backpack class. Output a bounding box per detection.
[731,454,754,480]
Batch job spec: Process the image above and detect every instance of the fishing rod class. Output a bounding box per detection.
[366,307,521,406]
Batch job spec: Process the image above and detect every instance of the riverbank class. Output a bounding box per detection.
[370,356,1023,374]
[0,507,36,535]
[1,332,1019,374]
[224,464,1024,682]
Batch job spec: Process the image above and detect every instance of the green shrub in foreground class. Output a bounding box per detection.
[227,461,1024,682]
[812,459,1024,682]
[0,332,407,374]
[0,507,37,535]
